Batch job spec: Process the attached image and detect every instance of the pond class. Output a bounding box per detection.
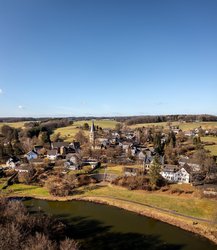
[24,199,216,250]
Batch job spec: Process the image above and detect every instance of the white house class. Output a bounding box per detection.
[160,165,190,184]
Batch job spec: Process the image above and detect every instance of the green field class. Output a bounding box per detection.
[53,119,118,142]
[130,121,217,131]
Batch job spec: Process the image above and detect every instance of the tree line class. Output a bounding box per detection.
[116,114,217,125]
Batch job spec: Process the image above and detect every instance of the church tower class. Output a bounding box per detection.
[89,120,96,148]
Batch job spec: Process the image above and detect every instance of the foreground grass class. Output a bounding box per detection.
[76,185,217,220]
[1,181,216,221]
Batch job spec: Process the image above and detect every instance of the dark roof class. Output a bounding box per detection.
[8,156,20,163]
[162,165,179,173]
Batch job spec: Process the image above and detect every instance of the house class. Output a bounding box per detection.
[138,151,146,161]
[47,149,58,160]
[184,131,195,137]
[123,166,144,176]
[6,156,20,168]
[52,142,70,150]
[64,161,80,171]
[119,142,132,153]
[81,159,100,169]
[160,165,190,184]
[30,158,45,167]
[178,156,189,166]
[160,165,179,183]
[175,167,190,183]
[172,128,182,134]
[67,154,80,165]
[25,150,38,161]
[69,142,80,152]
[15,165,30,173]
[33,145,44,154]
[179,156,201,172]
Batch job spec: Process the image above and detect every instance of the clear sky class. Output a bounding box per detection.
[0,0,217,117]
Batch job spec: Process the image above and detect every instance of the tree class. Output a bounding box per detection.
[153,132,164,155]
[74,130,88,145]
[115,123,122,132]
[83,123,89,130]
[193,135,202,149]
[164,145,178,165]
[148,157,162,188]
[191,149,217,173]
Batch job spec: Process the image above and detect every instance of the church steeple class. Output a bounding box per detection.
[89,120,96,148]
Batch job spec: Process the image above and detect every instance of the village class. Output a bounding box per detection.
[1,119,217,193]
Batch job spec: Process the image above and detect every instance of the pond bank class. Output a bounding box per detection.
[5,192,217,245]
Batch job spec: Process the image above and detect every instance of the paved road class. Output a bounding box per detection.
[82,194,215,224]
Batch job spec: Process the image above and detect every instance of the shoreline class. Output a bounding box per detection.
[5,193,217,245]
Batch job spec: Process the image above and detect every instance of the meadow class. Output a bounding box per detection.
[53,119,118,142]
[130,121,217,131]
[0,121,27,129]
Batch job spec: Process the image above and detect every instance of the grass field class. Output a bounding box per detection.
[0,183,50,197]
[130,121,217,131]
[0,121,27,129]
[201,136,217,156]
[1,180,216,221]
[53,119,118,142]
[77,184,216,220]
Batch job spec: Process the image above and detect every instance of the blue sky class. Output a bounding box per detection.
[0,0,217,117]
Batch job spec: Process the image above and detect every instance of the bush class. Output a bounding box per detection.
[171,188,184,195]
[46,175,78,197]
[112,176,151,190]
[77,175,96,186]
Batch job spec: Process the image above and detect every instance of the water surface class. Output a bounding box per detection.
[24,199,216,250]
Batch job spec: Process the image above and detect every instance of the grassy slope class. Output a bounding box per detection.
[53,119,118,142]
[77,185,216,220]
[1,181,216,221]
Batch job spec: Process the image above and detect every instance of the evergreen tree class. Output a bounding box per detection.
[148,157,162,188]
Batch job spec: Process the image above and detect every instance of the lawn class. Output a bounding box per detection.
[0,183,49,197]
[93,164,144,175]
[53,119,119,142]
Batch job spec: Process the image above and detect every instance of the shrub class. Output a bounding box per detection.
[0,198,78,250]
